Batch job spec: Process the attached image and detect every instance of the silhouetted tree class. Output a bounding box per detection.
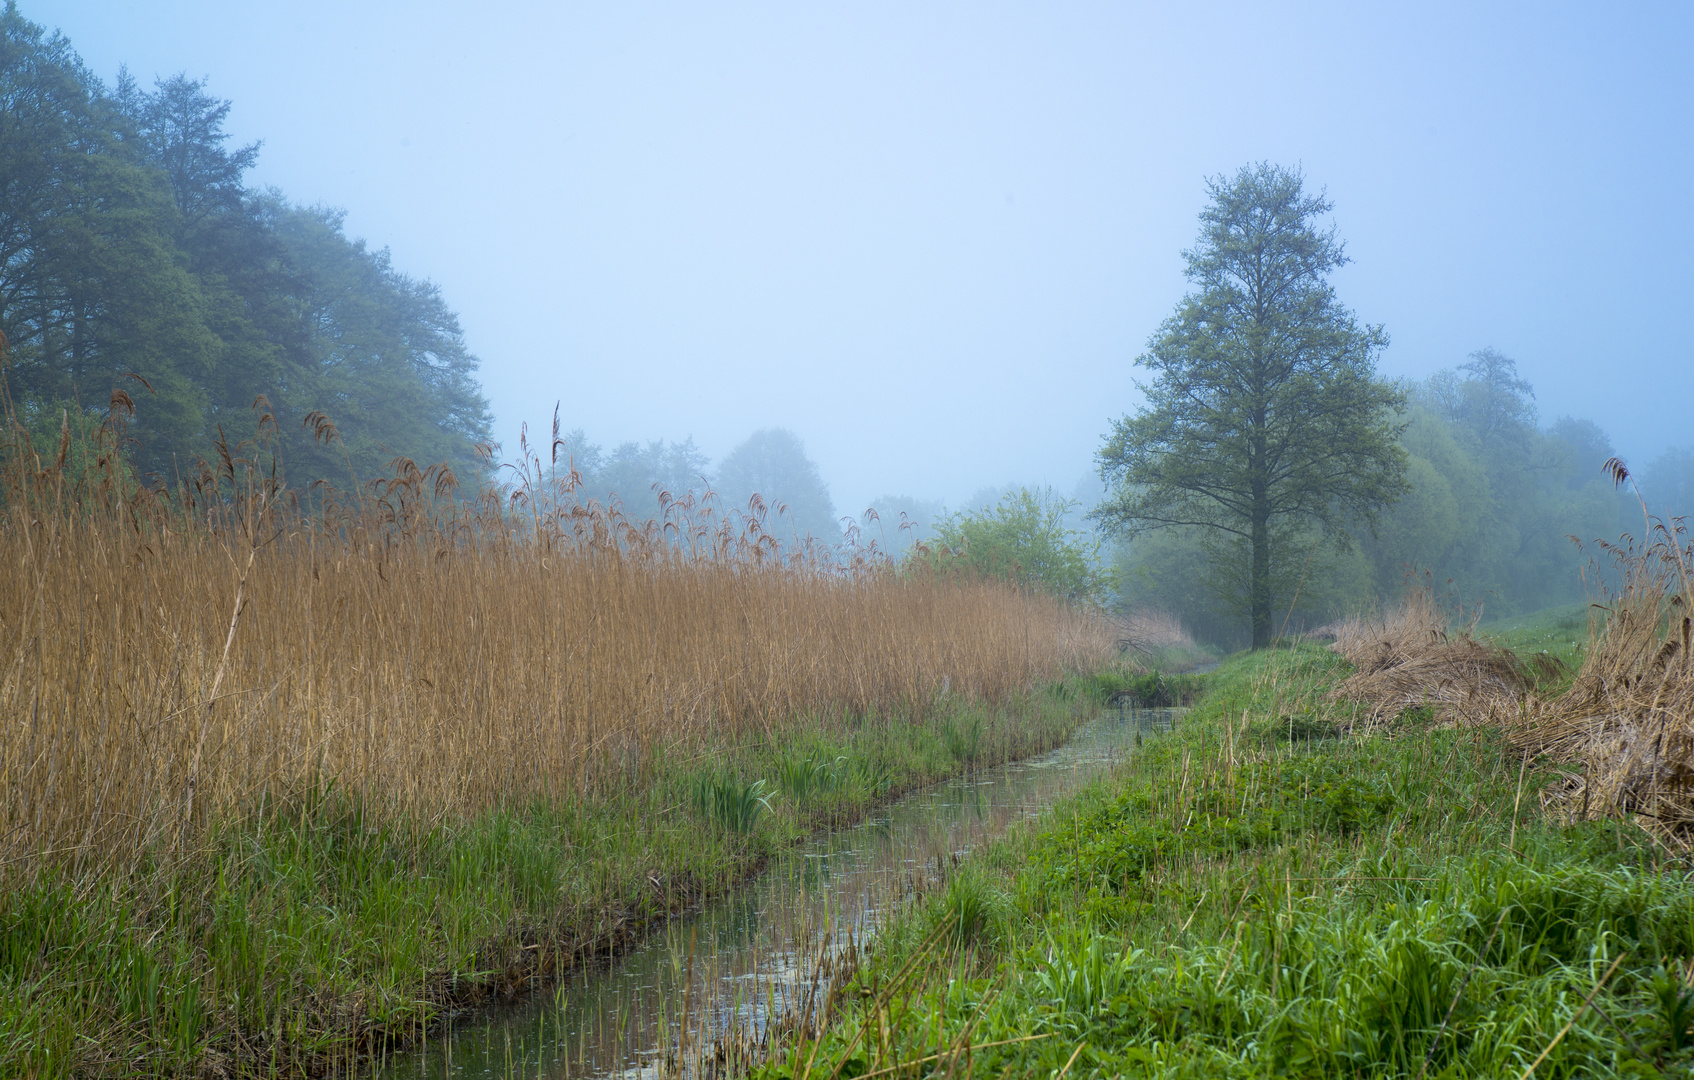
[716,427,839,544]
[862,495,944,550]
[1644,447,1694,524]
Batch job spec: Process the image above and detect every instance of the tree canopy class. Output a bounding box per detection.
[1094,164,1408,647]
[714,427,840,543]
[0,4,491,487]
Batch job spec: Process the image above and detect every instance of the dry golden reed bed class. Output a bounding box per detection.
[0,414,1115,876]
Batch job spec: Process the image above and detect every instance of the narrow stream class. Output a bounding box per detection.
[386,706,1180,1080]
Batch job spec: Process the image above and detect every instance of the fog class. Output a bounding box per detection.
[30,0,1691,519]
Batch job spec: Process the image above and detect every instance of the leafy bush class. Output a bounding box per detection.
[921,487,1114,603]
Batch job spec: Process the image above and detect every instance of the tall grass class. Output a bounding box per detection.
[0,395,1121,1074]
[0,402,1115,878]
[1525,485,1694,846]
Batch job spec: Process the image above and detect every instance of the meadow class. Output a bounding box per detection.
[755,522,1694,1079]
[0,412,1122,1075]
[756,648,1692,1078]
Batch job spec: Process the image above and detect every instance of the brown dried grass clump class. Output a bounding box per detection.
[0,406,1117,877]
[1319,455,1694,847]
[1524,518,1694,846]
[1324,588,1544,731]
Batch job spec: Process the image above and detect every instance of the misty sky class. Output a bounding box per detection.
[33,1,1694,516]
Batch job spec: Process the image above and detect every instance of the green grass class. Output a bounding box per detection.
[1478,601,1595,675]
[0,680,1114,1078]
[759,646,1693,1079]
[1086,670,1210,708]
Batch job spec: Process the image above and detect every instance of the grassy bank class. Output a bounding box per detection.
[1,681,1113,1076]
[1478,602,1593,675]
[761,645,1694,1079]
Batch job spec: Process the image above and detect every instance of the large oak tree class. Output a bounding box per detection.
[1095,164,1407,647]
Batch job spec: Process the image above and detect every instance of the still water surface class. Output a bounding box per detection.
[386,706,1178,1079]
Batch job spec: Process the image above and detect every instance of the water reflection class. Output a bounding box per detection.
[387,707,1180,1079]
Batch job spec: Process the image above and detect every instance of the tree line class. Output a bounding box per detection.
[1,4,491,487]
[548,424,842,544]
[0,6,874,548]
[1100,163,1691,646]
[10,2,1687,634]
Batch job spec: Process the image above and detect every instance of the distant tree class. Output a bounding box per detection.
[1422,347,1538,449]
[533,424,712,525]
[1094,164,1408,647]
[1548,416,1616,491]
[962,484,1015,514]
[1643,447,1694,524]
[928,487,1110,603]
[594,436,710,522]
[549,427,606,479]
[1408,351,1623,611]
[715,427,839,544]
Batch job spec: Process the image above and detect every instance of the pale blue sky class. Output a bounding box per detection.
[31,1,1694,514]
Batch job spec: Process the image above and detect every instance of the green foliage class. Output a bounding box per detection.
[1380,352,1629,615]
[691,774,774,834]
[927,866,1011,953]
[0,6,491,487]
[1095,164,1409,647]
[1116,352,1637,647]
[1650,966,1694,1055]
[940,713,984,765]
[925,486,1113,602]
[243,197,492,486]
[776,753,846,805]
[1031,926,1134,1020]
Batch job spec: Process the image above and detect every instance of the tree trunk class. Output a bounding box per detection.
[1250,495,1272,649]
